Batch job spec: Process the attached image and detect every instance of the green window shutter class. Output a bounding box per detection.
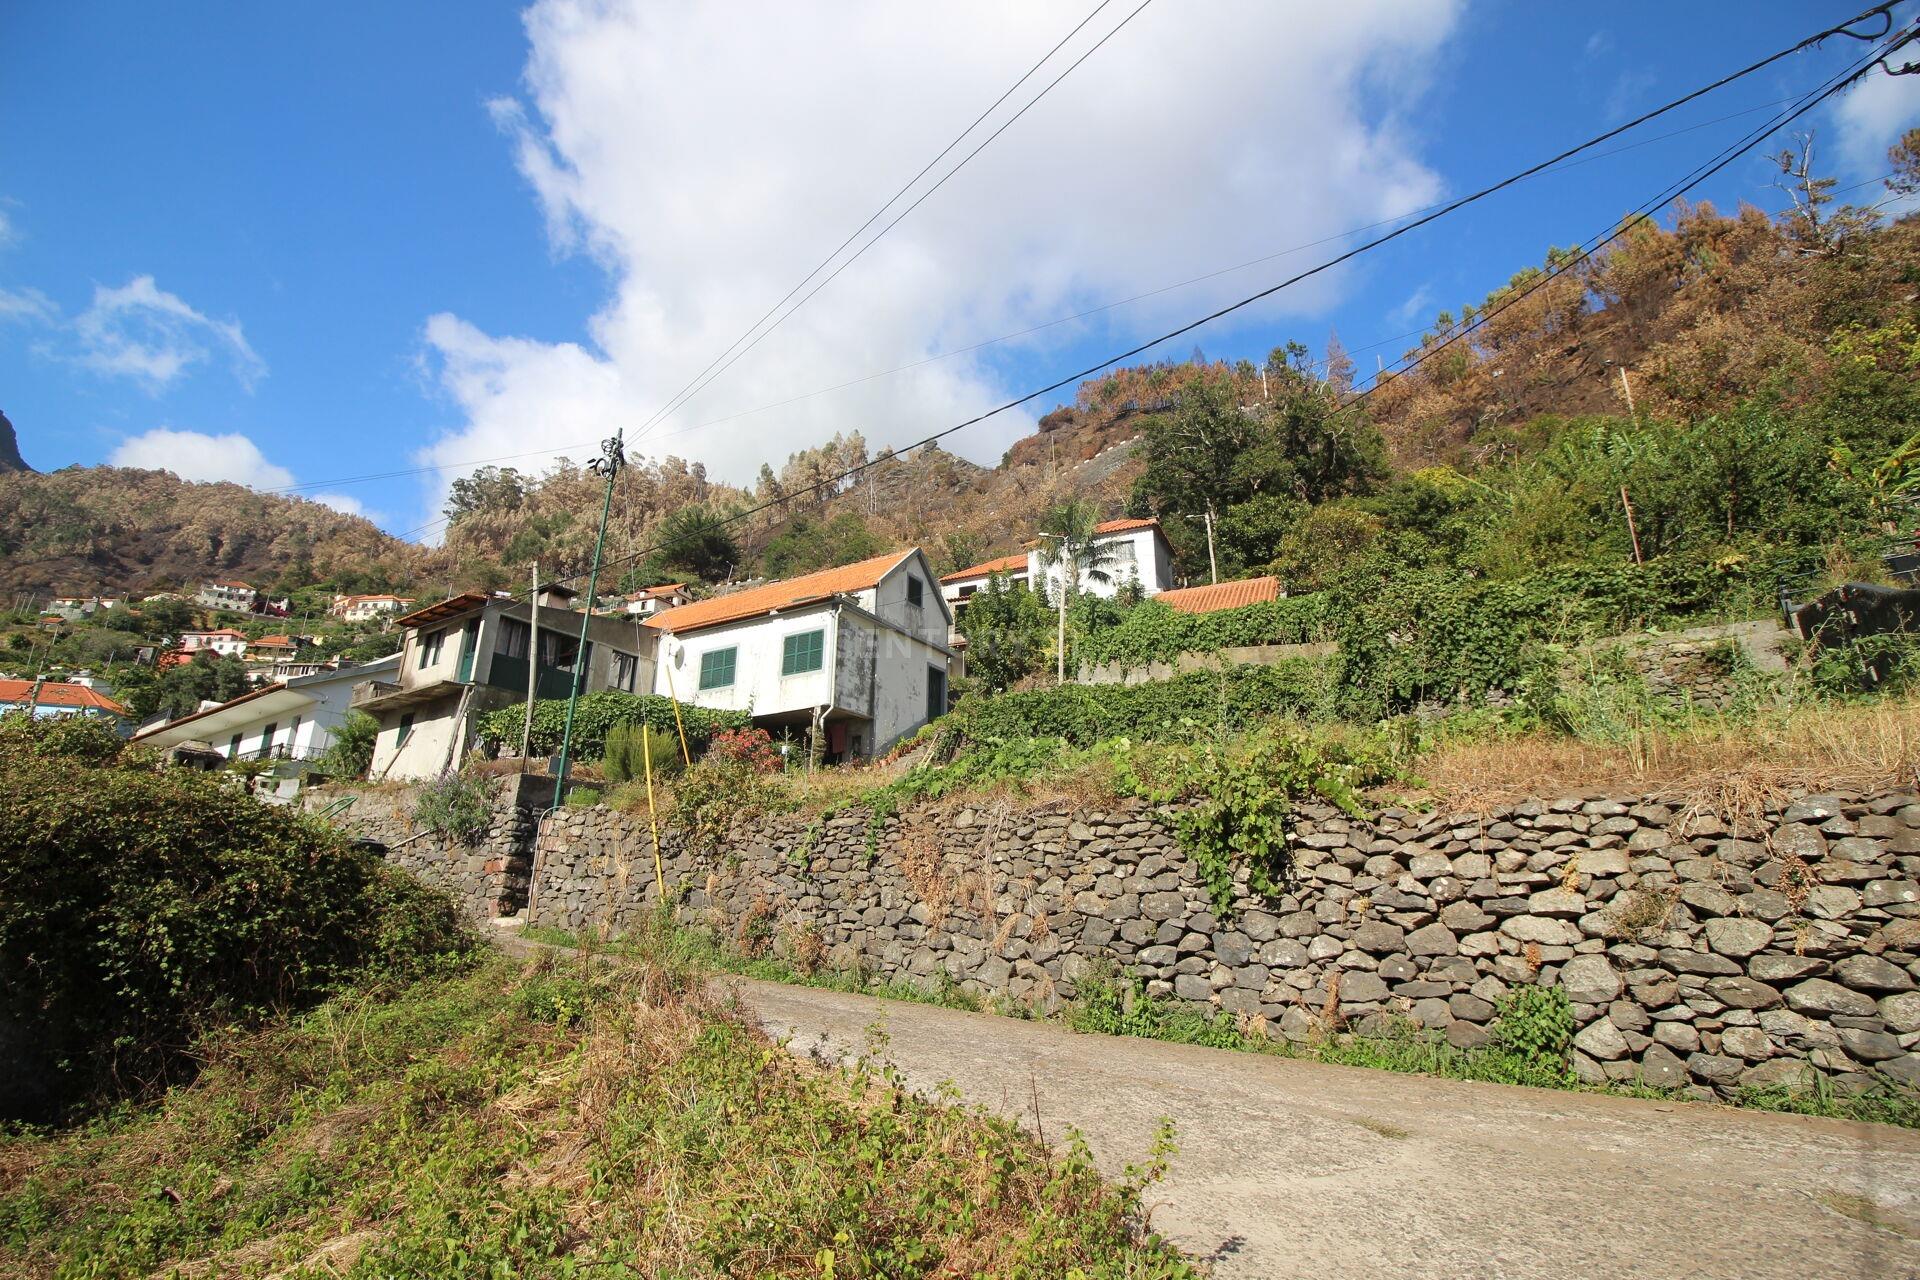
[698,647,737,690]
[781,629,825,675]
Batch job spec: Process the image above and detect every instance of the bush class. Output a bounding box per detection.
[602,720,683,784]
[476,691,749,761]
[1490,985,1575,1083]
[705,726,783,773]
[565,786,603,808]
[316,709,379,780]
[413,770,494,842]
[947,659,1334,748]
[1076,594,1334,669]
[0,713,476,1120]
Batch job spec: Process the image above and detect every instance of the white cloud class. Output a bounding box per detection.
[1584,31,1612,58]
[1392,284,1435,328]
[0,285,56,325]
[73,275,265,393]
[0,206,16,251]
[109,428,295,489]
[308,491,378,520]
[1833,68,1920,173]
[417,0,1462,516]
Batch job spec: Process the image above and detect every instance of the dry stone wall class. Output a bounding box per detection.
[306,774,553,919]
[503,784,1920,1100]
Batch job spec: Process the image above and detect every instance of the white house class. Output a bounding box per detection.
[131,655,401,765]
[645,549,955,761]
[1028,517,1173,602]
[615,583,693,617]
[354,586,653,781]
[178,629,251,658]
[938,553,1030,612]
[196,580,259,613]
[0,678,128,723]
[328,593,417,622]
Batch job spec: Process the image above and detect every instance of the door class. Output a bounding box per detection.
[925,664,948,723]
[455,619,478,683]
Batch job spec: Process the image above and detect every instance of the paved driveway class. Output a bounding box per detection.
[727,977,1920,1280]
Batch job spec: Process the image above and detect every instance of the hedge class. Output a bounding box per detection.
[476,690,751,760]
[0,714,475,1120]
[1076,594,1334,668]
[949,659,1334,748]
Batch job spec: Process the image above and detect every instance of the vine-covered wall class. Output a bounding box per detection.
[518,784,1920,1100]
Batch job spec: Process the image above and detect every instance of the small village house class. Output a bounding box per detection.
[0,677,128,725]
[195,580,260,613]
[939,518,1173,614]
[614,583,692,617]
[131,655,401,767]
[328,593,417,622]
[645,549,955,761]
[938,553,1030,612]
[246,633,300,663]
[177,628,250,658]
[354,585,652,781]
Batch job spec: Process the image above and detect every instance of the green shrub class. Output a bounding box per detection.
[948,660,1334,748]
[602,719,683,784]
[476,691,748,760]
[0,713,476,1120]
[1490,985,1575,1082]
[316,709,379,779]
[1076,594,1334,668]
[413,770,494,842]
[565,786,603,808]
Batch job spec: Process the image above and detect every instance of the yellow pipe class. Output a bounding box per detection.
[660,653,694,766]
[641,722,666,899]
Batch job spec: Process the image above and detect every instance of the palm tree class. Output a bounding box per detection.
[1034,499,1125,683]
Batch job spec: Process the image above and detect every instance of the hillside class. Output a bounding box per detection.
[0,411,29,474]
[0,463,427,597]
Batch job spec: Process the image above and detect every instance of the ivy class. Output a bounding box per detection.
[475,691,749,761]
[948,661,1334,748]
[1076,594,1334,669]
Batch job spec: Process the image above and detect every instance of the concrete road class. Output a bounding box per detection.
[724,976,1920,1280]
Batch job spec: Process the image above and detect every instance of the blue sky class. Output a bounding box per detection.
[3,1,1916,539]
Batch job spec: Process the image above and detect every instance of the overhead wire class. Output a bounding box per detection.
[520,5,1910,599]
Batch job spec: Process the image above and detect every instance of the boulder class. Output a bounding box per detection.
[1500,917,1582,946]
[1704,977,1783,1011]
[1573,1018,1630,1061]
[1559,954,1623,1005]
[1406,923,1460,956]
[1638,1043,1689,1090]
[1833,954,1915,994]
[1703,918,1773,958]
[1784,979,1878,1018]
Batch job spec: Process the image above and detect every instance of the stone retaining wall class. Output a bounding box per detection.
[522,785,1920,1100]
[307,774,553,919]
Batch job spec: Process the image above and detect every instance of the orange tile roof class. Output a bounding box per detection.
[1093,516,1161,536]
[1155,576,1281,615]
[252,634,296,648]
[939,552,1028,583]
[645,550,914,635]
[396,591,492,629]
[0,679,127,714]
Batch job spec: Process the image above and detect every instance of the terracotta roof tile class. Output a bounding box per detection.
[1093,516,1160,535]
[0,679,127,714]
[646,550,915,635]
[939,552,1028,583]
[1155,576,1281,615]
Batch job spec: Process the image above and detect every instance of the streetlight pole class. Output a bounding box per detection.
[552,430,625,801]
[1185,509,1218,584]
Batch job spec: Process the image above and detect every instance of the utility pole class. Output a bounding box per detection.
[1186,510,1218,584]
[1618,365,1638,417]
[519,561,540,772]
[552,431,625,801]
[1621,486,1645,565]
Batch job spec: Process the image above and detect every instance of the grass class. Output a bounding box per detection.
[0,950,1196,1279]
[522,915,990,1014]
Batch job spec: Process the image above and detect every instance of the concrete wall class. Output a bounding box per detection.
[656,604,839,720]
[514,785,1920,1101]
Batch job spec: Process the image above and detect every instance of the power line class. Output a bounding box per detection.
[638,90,1823,449]
[529,6,1908,596]
[627,0,1144,447]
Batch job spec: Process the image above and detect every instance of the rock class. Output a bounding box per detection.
[1439,902,1494,932]
[1771,823,1828,860]
[1864,880,1920,909]
[1339,972,1390,1004]
[1559,954,1623,1004]
[1528,888,1587,918]
[1173,974,1212,1002]
[1833,954,1915,993]
[1449,993,1496,1023]
[1838,1028,1904,1062]
[1660,949,1743,977]
[1574,1019,1630,1061]
[1142,891,1187,921]
[1570,1049,1609,1086]
[1351,921,1407,954]
[1213,931,1255,967]
[1679,883,1740,917]
[1879,1054,1920,1088]
[1880,991,1920,1035]
[1377,953,1418,981]
[1411,998,1454,1029]
[1704,977,1783,1010]
[1639,1043,1689,1090]
[1784,979,1879,1018]
[1741,1059,1815,1091]
[1256,938,1309,969]
[1804,886,1862,920]
[1721,1026,1771,1061]
[1607,1000,1651,1033]
[1447,1021,1491,1050]
[1704,918,1773,958]
[1652,1022,1701,1053]
[1500,917,1582,946]
[1406,923,1459,956]
[1686,1052,1745,1087]
[1748,954,1825,983]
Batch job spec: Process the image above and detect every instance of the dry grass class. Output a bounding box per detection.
[1406,694,1920,815]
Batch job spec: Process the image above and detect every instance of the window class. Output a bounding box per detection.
[612,650,639,693]
[1108,539,1137,565]
[418,628,445,669]
[289,716,302,754]
[496,617,530,659]
[540,630,580,671]
[228,732,242,759]
[699,646,737,690]
[397,712,415,746]
[258,722,278,760]
[926,664,948,724]
[781,629,825,675]
[906,575,924,608]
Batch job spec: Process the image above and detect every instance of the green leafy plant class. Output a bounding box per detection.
[316,709,379,779]
[1490,985,1575,1082]
[413,770,494,842]
[475,690,748,760]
